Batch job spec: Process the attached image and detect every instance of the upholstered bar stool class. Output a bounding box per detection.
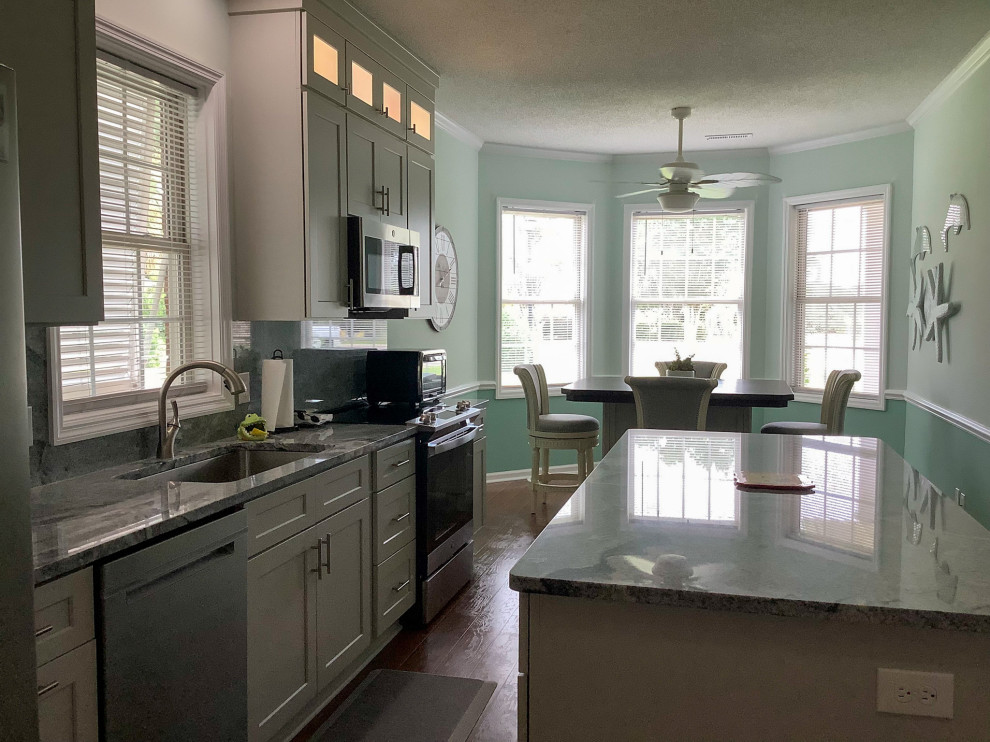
[655,360,728,380]
[760,369,861,435]
[624,376,718,430]
[514,364,600,513]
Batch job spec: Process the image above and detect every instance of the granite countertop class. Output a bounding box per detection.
[32,422,416,585]
[510,430,990,632]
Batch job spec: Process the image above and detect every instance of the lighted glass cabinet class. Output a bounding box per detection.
[304,15,346,106]
[406,85,435,154]
[345,41,407,139]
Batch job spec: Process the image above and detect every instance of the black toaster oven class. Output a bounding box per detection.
[365,349,446,408]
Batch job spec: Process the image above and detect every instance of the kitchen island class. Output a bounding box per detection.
[510,430,990,741]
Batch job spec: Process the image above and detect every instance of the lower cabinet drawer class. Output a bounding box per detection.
[373,475,416,564]
[34,568,95,666]
[373,439,416,491]
[374,541,415,636]
[37,639,99,742]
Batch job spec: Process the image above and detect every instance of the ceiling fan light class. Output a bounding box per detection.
[657,191,700,213]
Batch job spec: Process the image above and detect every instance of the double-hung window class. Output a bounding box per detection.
[625,205,750,378]
[783,187,889,408]
[303,319,388,349]
[51,36,228,443]
[497,199,591,395]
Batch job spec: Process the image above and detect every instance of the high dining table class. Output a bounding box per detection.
[561,375,794,453]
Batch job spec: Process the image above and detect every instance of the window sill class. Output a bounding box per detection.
[791,391,886,412]
[52,388,237,446]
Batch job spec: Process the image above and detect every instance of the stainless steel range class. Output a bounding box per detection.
[409,401,481,624]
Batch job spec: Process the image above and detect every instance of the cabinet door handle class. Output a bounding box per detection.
[310,537,328,580]
[385,186,391,217]
[380,106,389,118]
[37,681,60,698]
[408,123,417,134]
[391,512,410,523]
[391,579,410,593]
[376,186,387,213]
[341,83,350,95]
[35,624,55,638]
[324,533,332,574]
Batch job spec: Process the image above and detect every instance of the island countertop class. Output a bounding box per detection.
[509,430,990,632]
[31,422,416,585]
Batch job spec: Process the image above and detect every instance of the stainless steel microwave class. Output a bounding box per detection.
[346,215,420,312]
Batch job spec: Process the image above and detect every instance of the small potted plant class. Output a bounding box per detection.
[666,348,695,377]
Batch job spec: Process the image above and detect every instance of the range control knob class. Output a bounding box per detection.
[456,400,470,412]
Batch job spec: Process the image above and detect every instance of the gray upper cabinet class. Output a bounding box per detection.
[228,0,438,321]
[230,11,349,319]
[346,113,407,225]
[247,524,320,742]
[304,14,346,106]
[316,499,372,690]
[2,0,103,324]
[406,146,435,314]
[406,85,435,155]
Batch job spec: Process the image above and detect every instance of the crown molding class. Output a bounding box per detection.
[908,29,990,126]
[481,142,611,163]
[769,122,912,155]
[435,112,484,151]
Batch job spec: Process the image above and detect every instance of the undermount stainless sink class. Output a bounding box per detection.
[118,447,322,484]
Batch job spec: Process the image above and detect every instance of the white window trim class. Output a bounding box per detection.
[780,185,891,412]
[495,197,594,399]
[621,200,755,377]
[49,20,233,445]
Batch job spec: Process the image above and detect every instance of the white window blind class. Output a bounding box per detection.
[303,320,388,349]
[58,55,211,412]
[789,196,885,401]
[498,202,590,393]
[628,210,747,378]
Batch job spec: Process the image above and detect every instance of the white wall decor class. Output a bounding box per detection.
[941,193,970,251]
[923,262,959,363]
[915,225,933,255]
[907,250,927,350]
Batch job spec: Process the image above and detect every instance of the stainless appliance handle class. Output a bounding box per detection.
[398,243,416,295]
[427,424,480,458]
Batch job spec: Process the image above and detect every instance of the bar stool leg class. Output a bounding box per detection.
[577,446,587,481]
[530,446,540,514]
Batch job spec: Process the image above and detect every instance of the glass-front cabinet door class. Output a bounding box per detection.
[345,42,379,120]
[406,85,435,154]
[304,14,346,106]
[376,65,405,139]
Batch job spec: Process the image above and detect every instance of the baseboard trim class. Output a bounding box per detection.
[488,463,580,484]
[902,390,990,446]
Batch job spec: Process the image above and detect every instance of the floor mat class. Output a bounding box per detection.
[310,669,497,742]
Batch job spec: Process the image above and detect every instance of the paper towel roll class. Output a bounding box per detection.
[262,358,295,431]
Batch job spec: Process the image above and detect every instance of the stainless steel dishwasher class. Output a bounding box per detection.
[99,510,248,742]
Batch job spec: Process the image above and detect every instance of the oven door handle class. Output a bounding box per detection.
[427,424,480,457]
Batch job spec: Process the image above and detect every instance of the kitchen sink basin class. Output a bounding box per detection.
[118,447,323,484]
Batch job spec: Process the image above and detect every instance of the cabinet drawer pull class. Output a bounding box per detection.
[390,458,410,468]
[391,579,410,593]
[35,625,55,638]
[391,512,410,523]
[37,681,60,698]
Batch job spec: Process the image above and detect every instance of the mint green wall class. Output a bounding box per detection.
[907,61,990,426]
[903,57,990,516]
[388,129,480,389]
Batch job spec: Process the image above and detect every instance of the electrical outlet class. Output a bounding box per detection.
[877,668,954,718]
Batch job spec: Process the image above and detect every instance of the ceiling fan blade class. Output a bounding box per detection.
[596,180,669,186]
[616,190,662,199]
[704,172,782,188]
[692,183,735,199]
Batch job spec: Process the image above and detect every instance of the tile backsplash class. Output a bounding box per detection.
[27,322,371,485]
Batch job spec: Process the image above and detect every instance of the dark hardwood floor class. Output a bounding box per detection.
[293,479,571,742]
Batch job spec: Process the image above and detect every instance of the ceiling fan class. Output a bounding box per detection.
[617,107,781,212]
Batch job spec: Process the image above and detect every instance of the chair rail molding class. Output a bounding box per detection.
[899,389,990,446]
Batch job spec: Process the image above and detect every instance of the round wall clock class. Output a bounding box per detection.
[429,225,458,332]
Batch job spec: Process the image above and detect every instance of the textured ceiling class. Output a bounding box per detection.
[348,0,990,153]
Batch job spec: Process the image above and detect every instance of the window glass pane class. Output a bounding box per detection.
[791,197,885,399]
[409,100,430,140]
[351,61,373,106]
[304,320,387,349]
[312,35,338,85]
[629,211,746,379]
[498,204,589,392]
[382,82,401,122]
